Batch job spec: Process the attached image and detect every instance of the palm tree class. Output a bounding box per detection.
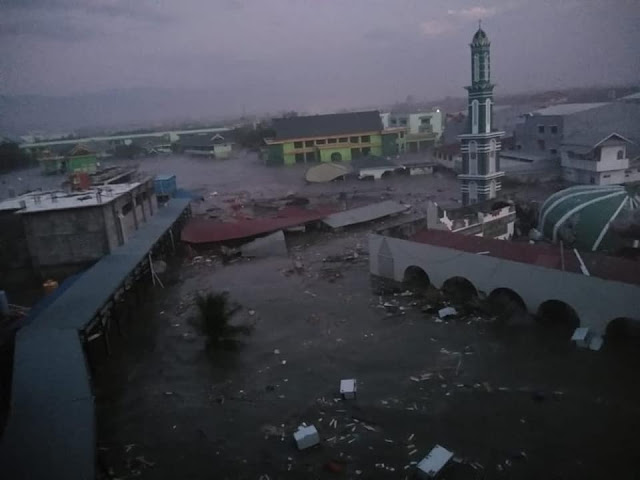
[195,292,251,350]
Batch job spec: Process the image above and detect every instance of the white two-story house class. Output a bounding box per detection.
[561,133,640,185]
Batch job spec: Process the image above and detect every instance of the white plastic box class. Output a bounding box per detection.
[417,445,454,478]
[340,379,357,399]
[293,425,319,450]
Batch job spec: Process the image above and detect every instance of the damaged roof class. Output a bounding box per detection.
[272,111,383,141]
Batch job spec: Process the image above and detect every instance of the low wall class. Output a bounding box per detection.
[369,233,640,334]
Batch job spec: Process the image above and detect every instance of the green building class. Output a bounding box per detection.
[39,144,98,175]
[265,111,403,166]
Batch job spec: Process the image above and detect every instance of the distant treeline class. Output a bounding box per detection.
[0,142,35,173]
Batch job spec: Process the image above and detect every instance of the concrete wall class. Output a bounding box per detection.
[21,181,157,271]
[23,206,109,268]
[369,234,640,335]
[514,115,563,156]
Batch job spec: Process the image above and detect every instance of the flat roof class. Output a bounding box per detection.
[0,182,144,214]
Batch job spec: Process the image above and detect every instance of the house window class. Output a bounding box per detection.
[390,119,397,125]
[538,125,545,134]
[469,141,478,175]
[603,174,611,178]
[551,126,558,134]
[399,132,404,138]
[362,147,371,156]
[305,140,314,147]
[328,138,337,144]
[316,139,326,145]
[471,100,479,134]
[295,153,304,163]
[339,137,348,143]
[305,151,316,162]
[567,150,575,159]
[330,152,342,162]
[399,119,407,126]
[538,139,545,150]
[617,149,624,160]
[361,135,371,143]
[517,145,522,150]
[350,136,359,143]
[294,141,303,148]
[550,149,557,155]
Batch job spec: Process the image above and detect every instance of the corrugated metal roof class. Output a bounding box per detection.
[562,102,640,158]
[305,163,351,183]
[181,206,334,243]
[272,111,382,141]
[322,200,408,229]
[531,103,609,116]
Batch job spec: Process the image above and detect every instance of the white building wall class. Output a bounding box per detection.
[369,234,640,335]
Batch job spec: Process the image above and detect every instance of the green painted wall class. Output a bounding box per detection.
[266,144,284,165]
[382,133,399,156]
[214,144,232,158]
[270,133,384,166]
[68,154,97,173]
[319,147,352,163]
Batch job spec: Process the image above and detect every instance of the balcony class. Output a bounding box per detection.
[561,156,629,172]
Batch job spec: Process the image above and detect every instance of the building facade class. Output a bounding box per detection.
[457,27,504,205]
[0,180,157,277]
[561,133,640,185]
[380,111,444,153]
[265,111,402,166]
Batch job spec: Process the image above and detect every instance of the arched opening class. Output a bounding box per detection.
[403,266,430,291]
[536,300,580,330]
[442,276,477,304]
[330,152,342,162]
[605,317,640,347]
[488,288,527,322]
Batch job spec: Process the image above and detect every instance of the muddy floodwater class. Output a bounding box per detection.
[3,153,636,478]
[93,228,640,479]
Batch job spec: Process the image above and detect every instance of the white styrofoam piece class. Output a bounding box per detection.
[571,327,591,348]
[417,445,454,478]
[340,379,357,399]
[293,425,319,450]
[438,307,457,319]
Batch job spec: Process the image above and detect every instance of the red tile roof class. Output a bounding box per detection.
[409,229,640,286]
[181,206,335,244]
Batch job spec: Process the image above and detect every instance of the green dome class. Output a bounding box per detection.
[538,185,640,252]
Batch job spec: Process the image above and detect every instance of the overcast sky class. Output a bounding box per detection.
[1,0,638,112]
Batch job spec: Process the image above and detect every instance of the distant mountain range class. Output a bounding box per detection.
[1,84,637,137]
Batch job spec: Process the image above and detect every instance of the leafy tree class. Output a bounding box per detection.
[195,292,252,350]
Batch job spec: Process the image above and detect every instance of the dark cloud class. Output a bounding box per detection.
[0,0,638,122]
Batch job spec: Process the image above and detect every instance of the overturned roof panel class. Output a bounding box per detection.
[305,162,351,183]
[323,200,409,229]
